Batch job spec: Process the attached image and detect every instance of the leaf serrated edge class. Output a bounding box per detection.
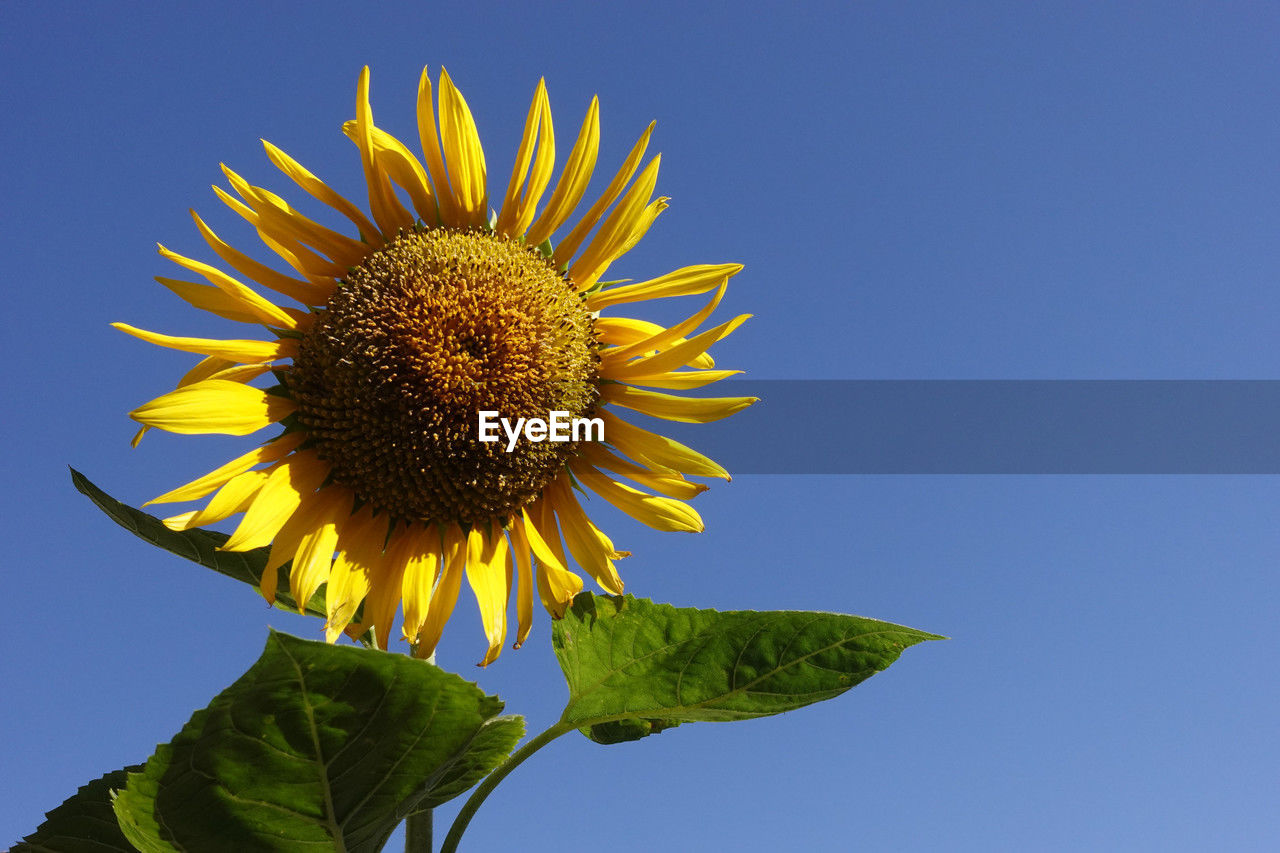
[69,468,327,619]
[556,594,944,728]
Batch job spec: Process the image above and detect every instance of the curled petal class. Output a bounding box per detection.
[601,383,757,424]
[608,314,750,379]
[599,410,730,480]
[571,462,704,533]
[262,139,382,244]
[588,263,742,310]
[400,525,443,642]
[546,476,626,595]
[525,96,599,247]
[465,529,512,667]
[554,121,654,267]
[438,68,487,226]
[507,519,536,648]
[415,525,467,658]
[325,506,388,642]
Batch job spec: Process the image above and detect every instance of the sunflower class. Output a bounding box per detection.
[119,67,754,665]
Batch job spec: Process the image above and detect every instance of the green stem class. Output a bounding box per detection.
[404,808,432,853]
[439,721,573,853]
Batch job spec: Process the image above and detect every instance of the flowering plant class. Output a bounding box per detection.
[15,67,937,853]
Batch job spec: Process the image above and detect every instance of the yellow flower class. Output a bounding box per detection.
[120,67,754,665]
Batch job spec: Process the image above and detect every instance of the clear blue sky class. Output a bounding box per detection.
[4,2,1279,850]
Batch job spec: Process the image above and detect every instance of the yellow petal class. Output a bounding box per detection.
[619,369,743,390]
[325,506,387,642]
[507,520,535,649]
[202,362,278,383]
[254,223,345,287]
[130,379,295,436]
[219,167,368,270]
[354,67,414,237]
[546,476,626,595]
[416,68,459,226]
[601,383,757,424]
[495,79,548,237]
[578,442,709,500]
[595,317,715,369]
[131,355,237,447]
[246,192,368,270]
[525,97,599,248]
[609,314,750,379]
[361,521,412,650]
[588,263,742,310]
[261,139,382,244]
[616,196,668,260]
[415,524,467,658]
[253,486,351,609]
[466,529,512,667]
[162,468,271,531]
[554,121,654,267]
[568,155,661,287]
[598,410,730,480]
[400,524,443,641]
[147,433,305,505]
[570,462,704,533]
[190,210,330,306]
[523,503,568,576]
[157,246,301,329]
[218,167,353,278]
[524,500,583,618]
[497,79,556,238]
[114,323,295,363]
[515,88,558,239]
[174,356,237,385]
[155,278,270,327]
[437,68,487,227]
[222,450,328,552]
[340,121,437,225]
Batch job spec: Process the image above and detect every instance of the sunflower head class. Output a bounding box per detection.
[289,227,600,526]
[120,66,754,666]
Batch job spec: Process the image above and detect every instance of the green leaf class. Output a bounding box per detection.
[69,468,325,620]
[112,630,524,852]
[11,766,143,853]
[409,714,524,812]
[553,594,943,743]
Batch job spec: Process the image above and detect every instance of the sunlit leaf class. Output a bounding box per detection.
[553,594,942,743]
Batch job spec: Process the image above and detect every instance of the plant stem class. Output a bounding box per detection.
[439,721,573,853]
[405,808,432,853]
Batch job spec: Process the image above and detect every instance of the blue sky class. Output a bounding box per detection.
[4,2,1279,850]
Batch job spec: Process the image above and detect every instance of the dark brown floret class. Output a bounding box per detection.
[288,228,599,525]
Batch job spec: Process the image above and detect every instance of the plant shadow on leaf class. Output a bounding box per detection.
[111,631,524,853]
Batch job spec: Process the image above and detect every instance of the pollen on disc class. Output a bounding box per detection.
[287,228,600,525]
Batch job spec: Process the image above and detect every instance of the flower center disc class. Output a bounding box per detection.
[289,228,599,525]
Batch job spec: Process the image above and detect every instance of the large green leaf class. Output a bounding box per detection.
[112,631,524,853]
[409,714,527,812]
[11,766,142,853]
[70,468,325,619]
[553,594,942,743]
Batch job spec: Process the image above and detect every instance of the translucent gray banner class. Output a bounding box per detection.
[638,381,1280,474]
